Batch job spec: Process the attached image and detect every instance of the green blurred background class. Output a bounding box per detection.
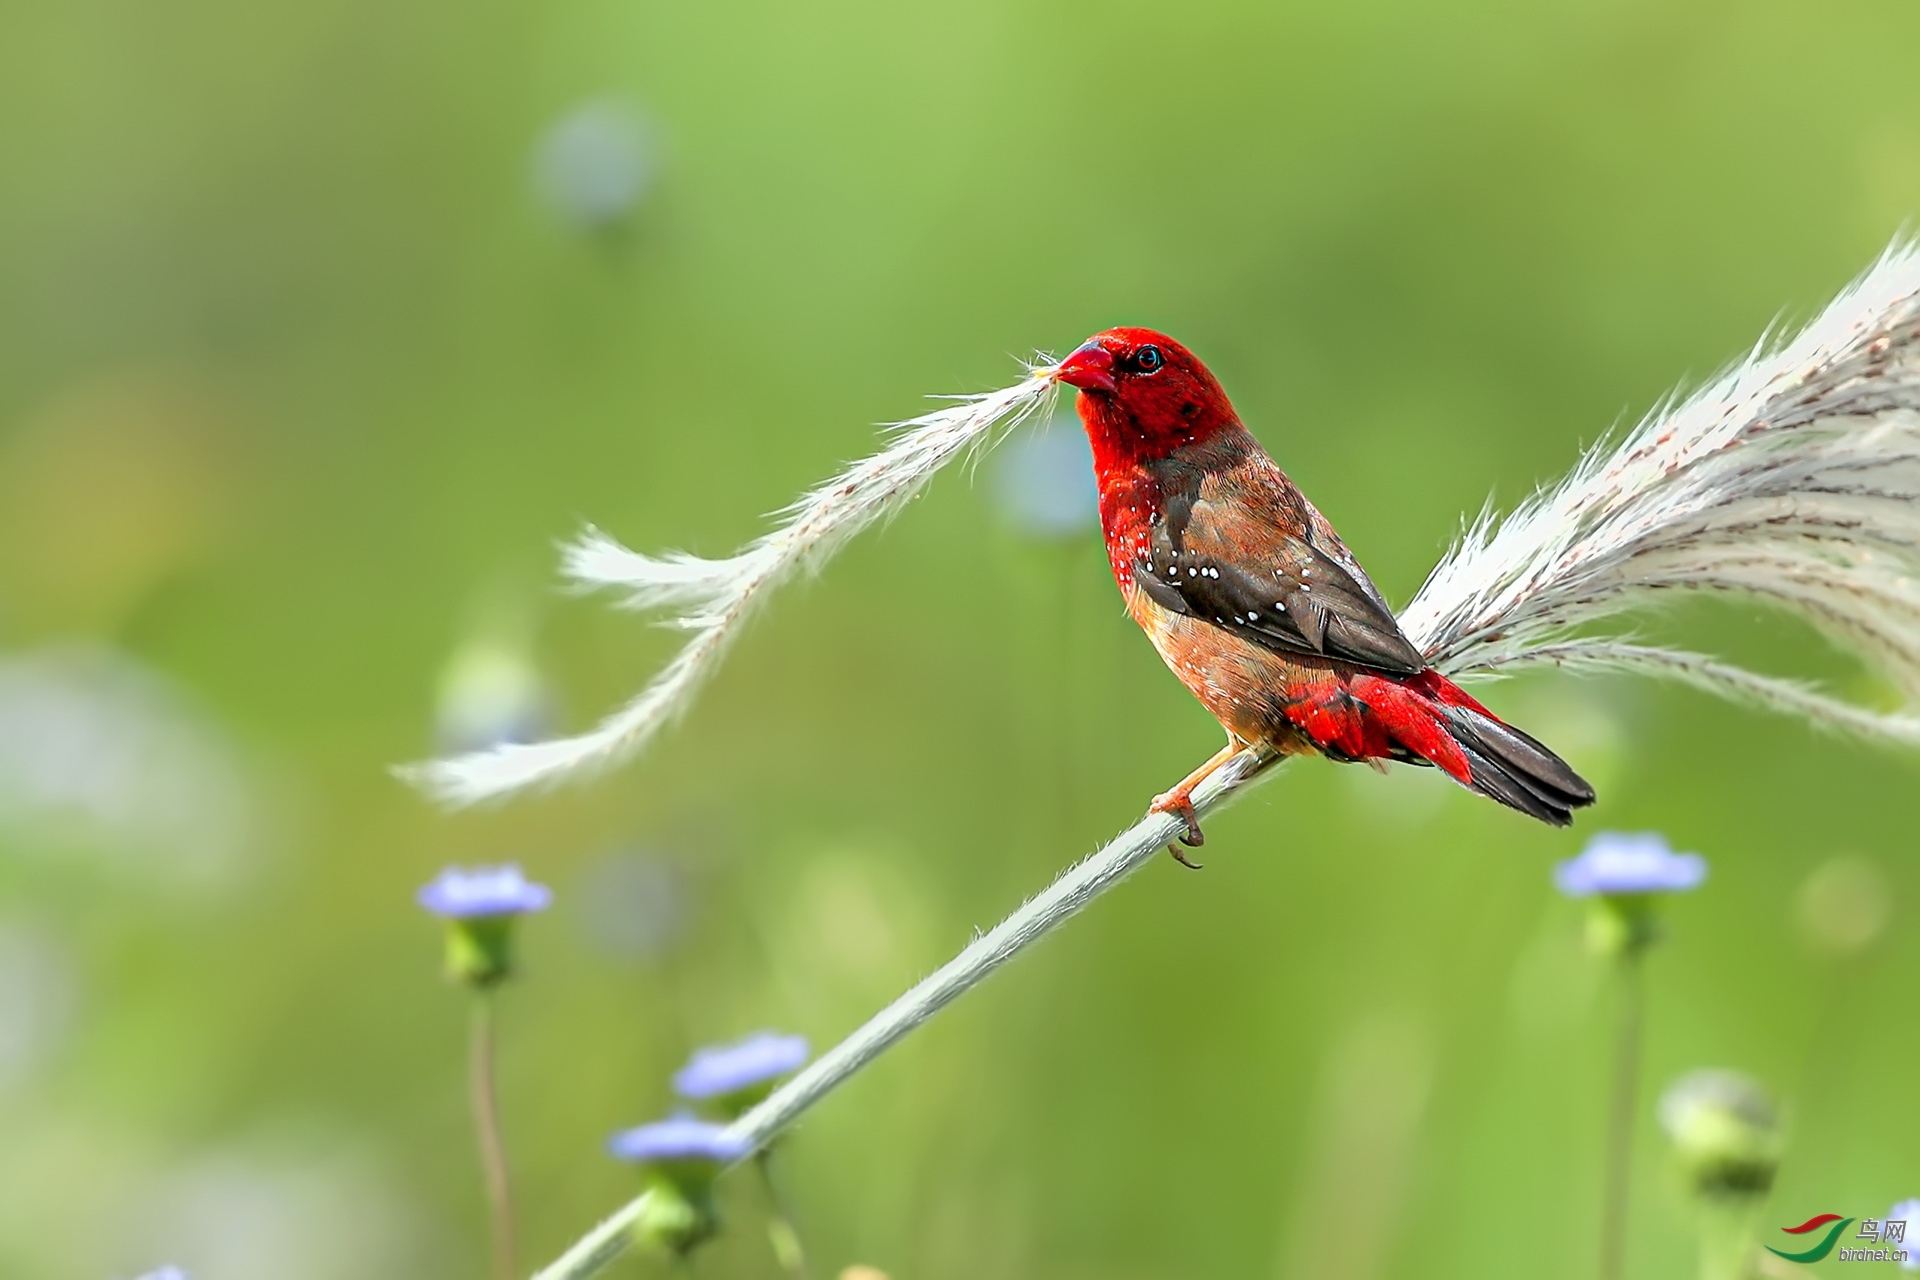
[1,0,1917,1276]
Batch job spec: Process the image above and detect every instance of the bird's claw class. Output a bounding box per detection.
[1151,792,1205,845]
[1150,791,1206,869]
[1167,843,1204,870]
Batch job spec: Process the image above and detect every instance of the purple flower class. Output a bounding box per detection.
[420,865,551,985]
[417,865,553,919]
[992,419,1099,539]
[613,1114,745,1255]
[1890,1200,1920,1270]
[1555,832,1706,897]
[674,1033,810,1101]
[608,1114,751,1165]
[534,99,656,231]
[135,1270,189,1280]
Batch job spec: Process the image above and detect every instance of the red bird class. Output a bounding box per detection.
[1056,328,1594,862]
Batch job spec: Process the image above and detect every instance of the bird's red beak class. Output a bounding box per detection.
[1056,342,1117,394]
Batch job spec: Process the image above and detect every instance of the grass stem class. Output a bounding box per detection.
[471,993,517,1280]
[1599,950,1644,1280]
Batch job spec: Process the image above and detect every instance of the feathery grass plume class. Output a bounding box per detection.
[1402,238,1920,736]
[405,369,1057,805]
[420,241,1920,809]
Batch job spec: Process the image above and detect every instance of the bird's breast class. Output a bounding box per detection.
[1096,472,1162,595]
[1121,578,1316,748]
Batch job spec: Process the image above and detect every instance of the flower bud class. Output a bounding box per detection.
[1582,893,1660,957]
[632,1175,710,1256]
[1658,1070,1781,1200]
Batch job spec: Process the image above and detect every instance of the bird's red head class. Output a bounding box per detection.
[1055,327,1239,467]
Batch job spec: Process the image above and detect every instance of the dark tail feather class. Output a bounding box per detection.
[1435,704,1596,826]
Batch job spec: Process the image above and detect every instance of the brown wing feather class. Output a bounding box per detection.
[1131,442,1427,676]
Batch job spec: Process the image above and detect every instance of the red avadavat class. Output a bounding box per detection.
[1058,329,1595,860]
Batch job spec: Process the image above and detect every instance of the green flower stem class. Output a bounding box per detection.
[470,993,517,1280]
[1696,1201,1760,1280]
[755,1152,809,1280]
[1599,946,1645,1280]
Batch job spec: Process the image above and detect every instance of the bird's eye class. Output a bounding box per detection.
[1134,345,1164,373]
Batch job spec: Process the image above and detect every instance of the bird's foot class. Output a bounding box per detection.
[1150,789,1206,844]
[1149,789,1205,869]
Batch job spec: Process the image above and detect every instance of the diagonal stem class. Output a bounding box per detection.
[471,992,518,1280]
[1599,949,1644,1280]
[530,745,1280,1280]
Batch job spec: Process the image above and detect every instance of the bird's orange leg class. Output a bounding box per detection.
[1149,738,1246,869]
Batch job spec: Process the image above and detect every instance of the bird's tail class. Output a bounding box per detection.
[1350,670,1597,826]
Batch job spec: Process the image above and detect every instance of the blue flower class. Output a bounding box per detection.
[420,865,551,986]
[991,419,1099,539]
[610,1115,750,1255]
[608,1114,751,1165]
[417,865,553,919]
[1555,831,1706,897]
[1890,1200,1920,1270]
[674,1032,810,1102]
[135,1269,189,1280]
[534,99,656,231]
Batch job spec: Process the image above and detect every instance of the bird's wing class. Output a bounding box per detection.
[1131,466,1428,675]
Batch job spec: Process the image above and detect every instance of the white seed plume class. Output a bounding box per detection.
[416,238,1920,808]
[1405,238,1920,738]
[406,370,1057,805]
